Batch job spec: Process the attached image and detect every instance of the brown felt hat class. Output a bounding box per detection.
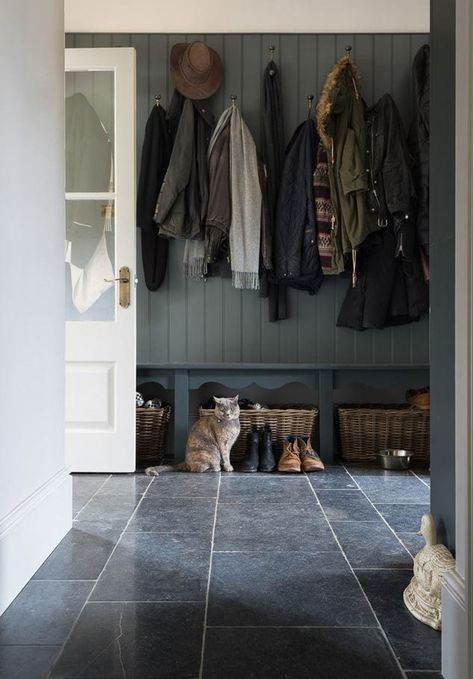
[170,41,223,100]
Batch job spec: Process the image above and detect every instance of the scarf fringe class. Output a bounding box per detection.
[232,271,260,290]
[184,258,207,280]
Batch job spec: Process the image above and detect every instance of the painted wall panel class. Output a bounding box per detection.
[68,33,430,367]
[65,0,430,34]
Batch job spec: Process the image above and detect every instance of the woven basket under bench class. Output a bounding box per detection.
[199,406,318,461]
[337,404,430,464]
[136,406,172,465]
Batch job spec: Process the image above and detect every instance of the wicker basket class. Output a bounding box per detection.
[199,406,318,461]
[337,404,430,463]
[136,406,172,465]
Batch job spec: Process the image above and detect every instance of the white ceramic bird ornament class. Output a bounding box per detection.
[403,512,455,630]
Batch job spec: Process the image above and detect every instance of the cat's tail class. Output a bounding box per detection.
[145,462,188,476]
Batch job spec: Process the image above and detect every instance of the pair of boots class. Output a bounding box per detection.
[240,425,276,473]
[278,436,325,473]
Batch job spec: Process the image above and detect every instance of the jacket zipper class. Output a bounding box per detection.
[369,120,382,212]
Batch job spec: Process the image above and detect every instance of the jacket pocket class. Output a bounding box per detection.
[339,128,368,195]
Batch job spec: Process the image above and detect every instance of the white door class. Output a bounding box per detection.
[65,48,136,472]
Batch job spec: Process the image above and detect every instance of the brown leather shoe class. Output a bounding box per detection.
[278,437,302,473]
[298,437,325,472]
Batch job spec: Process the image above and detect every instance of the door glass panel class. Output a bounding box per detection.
[65,200,115,321]
[65,71,114,193]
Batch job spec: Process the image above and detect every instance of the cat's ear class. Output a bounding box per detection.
[233,395,239,403]
[213,396,222,404]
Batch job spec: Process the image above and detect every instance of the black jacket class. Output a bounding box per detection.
[274,120,323,295]
[408,44,430,260]
[262,59,287,320]
[338,95,428,330]
[136,104,172,291]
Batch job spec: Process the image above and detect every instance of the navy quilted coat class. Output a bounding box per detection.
[274,119,323,294]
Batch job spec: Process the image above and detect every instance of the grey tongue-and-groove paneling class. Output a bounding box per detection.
[66,33,430,366]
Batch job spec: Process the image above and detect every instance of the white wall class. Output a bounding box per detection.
[0,0,71,615]
[65,0,430,33]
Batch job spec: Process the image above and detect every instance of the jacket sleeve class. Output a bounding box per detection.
[381,97,417,254]
[382,98,414,218]
[154,99,194,224]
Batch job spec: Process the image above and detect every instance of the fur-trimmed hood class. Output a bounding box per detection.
[316,56,362,151]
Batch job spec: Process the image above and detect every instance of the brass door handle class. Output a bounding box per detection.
[104,266,130,308]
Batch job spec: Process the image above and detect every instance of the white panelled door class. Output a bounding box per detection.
[65,48,136,472]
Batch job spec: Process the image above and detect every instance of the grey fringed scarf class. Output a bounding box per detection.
[229,106,262,290]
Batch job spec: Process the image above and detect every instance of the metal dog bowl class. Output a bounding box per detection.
[377,449,413,470]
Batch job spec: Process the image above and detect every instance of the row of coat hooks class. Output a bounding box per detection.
[152,44,352,113]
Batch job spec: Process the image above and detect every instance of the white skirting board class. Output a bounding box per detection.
[0,468,72,616]
[442,570,468,679]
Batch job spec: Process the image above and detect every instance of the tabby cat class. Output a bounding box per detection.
[145,395,240,475]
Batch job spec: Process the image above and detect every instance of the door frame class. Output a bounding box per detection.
[442,0,474,676]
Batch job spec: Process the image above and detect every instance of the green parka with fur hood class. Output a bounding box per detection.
[316,56,379,273]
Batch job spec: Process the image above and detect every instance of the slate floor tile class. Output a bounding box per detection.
[397,532,425,557]
[126,496,216,533]
[74,494,140,530]
[73,493,93,517]
[214,501,338,552]
[50,601,204,678]
[332,521,413,568]
[375,504,430,533]
[95,473,152,497]
[317,489,381,521]
[91,533,211,602]
[33,524,121,581]
[207,551,377,627]
[357,569,441,671]
[72,474,110,516]
[146,472,219,497]
[354,477,430,504]
[72,473,110,497]
[202,627,404,679]
[219,475,312,503]
[307,467,358,489]
[0,581,93,645]
[411,470,431,486]
[0,646,61,679]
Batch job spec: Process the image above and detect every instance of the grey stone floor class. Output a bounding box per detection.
[0,464,442,678]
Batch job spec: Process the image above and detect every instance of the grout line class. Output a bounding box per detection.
[341,466,415,559]
[88,600,206,604]
[304,474,407,679]
[205,624,380,629]
[72,474,113,520]
[46,476,155,678]
[353,568,413,572]
[31,579,98,583]
[212,549,341,554]
[410,470,431,489]
[198,473,221,679]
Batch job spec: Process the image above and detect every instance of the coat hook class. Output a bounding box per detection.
[154,94,161,107]
[268,45,276,75]
[230,95,237,106]
[345,45,352,60]
[307,94,314,118]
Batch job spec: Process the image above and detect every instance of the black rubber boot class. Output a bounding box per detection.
[259,425,277,472]
[239,426,260,472]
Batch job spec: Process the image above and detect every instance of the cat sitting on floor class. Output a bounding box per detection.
[145,395,240,475]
